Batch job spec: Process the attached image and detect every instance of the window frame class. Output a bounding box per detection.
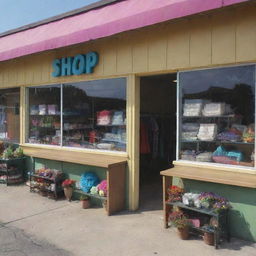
[25,77,127,153]
[176,64,256,170]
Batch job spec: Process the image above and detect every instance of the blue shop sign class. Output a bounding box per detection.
[52,51,99,77]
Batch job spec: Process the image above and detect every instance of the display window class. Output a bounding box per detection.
[27,78,126,152]
[179,65,255,167]
[0,88,20,143]
[28,85,61,145]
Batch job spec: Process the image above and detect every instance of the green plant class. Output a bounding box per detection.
[80,195,90,201]
[168,210,190,229]
[2,146,14,159]
[13,147,24,158]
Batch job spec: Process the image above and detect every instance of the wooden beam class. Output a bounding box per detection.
[160,165,256,188]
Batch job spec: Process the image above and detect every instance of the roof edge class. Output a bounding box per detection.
[0,0,123,38]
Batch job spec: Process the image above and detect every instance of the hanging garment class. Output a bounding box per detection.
[140,121,150,154]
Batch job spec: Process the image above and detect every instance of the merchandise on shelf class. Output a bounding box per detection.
[35,168,64,181]
[183,99,204,117]
[111,111,124,125]
[182,132,198,141]
[39,105,47,115]
[202,103,225,116]
[242,124,255,143]
[212,146,244,164]
[47,104,58,115]
[30,105,39,115]
[97,180,107,196]
[182,193,200,207]
[196,152,213,162]
[216,129,242,142]
[181,150,196,161]
[80,172,100,193]
[96,143,114,150]
[197,124,217,141]
[97,110,111,125]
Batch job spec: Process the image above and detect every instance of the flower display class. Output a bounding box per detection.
[199,192,231,212]
[168,210,190,229]
[62,179,76,188]
[97,180,107,196]
[167,185,184,202]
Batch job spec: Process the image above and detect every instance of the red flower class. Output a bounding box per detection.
[62,179,76,188]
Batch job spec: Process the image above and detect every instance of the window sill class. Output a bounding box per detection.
[173,160,256,175]
[160,161,256,188]
[21,143,128,168]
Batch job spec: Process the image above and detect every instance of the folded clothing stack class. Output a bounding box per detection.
[202,103,225,116]
[183,99,204,117]
[182,123,200,141]
[197,123,217,141]
[217,129,242,142]
[196,152,213,162]
[212,146,244,164]
[180,150,196,161]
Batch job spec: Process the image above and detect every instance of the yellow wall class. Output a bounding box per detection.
[0,3,256,210]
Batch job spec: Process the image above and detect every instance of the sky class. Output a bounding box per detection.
[0,0,99,33]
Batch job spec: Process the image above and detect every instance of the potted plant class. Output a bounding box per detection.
[198,192,217,209]
[80,195,90,209]
[167,185,184,202]
[62,179,76,201]
[168,210,190,240]
[201,225,215,246]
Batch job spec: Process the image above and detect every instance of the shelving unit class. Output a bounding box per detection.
[29,172,65,200]
[181,112,254,166]
[166,201,229,248]
[74,188,107,201]
[0,158,25,185]
[161,168,231,249]
[74,160,127,216]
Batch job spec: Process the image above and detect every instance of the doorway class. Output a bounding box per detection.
[139,73,177,211]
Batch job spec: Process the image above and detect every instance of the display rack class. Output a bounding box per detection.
[74,160,127,216]
[0,158,25,185]
[29,173,65,200]
[166,201,229,249]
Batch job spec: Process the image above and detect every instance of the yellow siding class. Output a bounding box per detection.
[212,10,236,65]
[167,20,190,70]
[148,25,168,72]
[189,15,212,68]
[1,4,255,88]
[235,4,256,62]
[117,35,133,75]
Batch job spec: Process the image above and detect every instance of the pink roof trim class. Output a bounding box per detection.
[0,0,249,62]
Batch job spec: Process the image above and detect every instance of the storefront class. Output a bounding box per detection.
[0,0,256,242]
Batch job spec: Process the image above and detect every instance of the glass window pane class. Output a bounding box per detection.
[0,88,20,143]
[179,65,255,167]
[63,78,126,152]
[27,85,61,145]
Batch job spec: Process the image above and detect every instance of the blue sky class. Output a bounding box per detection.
[0,0,99,33]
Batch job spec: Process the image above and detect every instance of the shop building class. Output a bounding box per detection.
[0,0,256,241]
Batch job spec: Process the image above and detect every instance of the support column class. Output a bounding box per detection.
[127,74,140,210]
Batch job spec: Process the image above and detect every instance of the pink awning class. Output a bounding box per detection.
[0,0,249,62]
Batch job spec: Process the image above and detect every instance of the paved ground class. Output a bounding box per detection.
[0,185,256,256]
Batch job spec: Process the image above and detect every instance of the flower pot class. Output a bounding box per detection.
[63,187,73,201]
[203,232,214,246]
[82,199,90,209]
[177,227,190,240]
[102,200,107,211]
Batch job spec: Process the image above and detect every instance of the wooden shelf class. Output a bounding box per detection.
[160,165,256,188]
[22,144,127,168]
[75,189,107,201]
